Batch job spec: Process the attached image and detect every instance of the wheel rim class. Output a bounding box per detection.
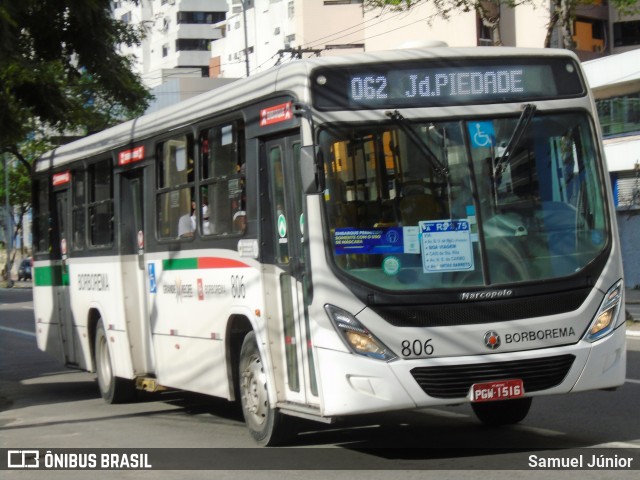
[240,352,268,429]
[96,332,112,394]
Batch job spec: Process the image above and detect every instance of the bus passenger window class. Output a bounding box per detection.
[88,160,114,247]
[33,178,51,254]
[199,121,245,236]
[156,135,194,239]
[72,170,86,251]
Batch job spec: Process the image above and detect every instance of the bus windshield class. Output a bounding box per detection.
[319,112,608,291]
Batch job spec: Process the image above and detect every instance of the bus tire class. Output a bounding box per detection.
[471,397,532,426]
[239,331,292,446]
[94,322,135,404]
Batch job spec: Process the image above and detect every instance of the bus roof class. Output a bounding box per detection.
[34,46,578,173]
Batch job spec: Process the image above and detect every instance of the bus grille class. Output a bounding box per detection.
[410,354,576,399]
[371,288,591,327]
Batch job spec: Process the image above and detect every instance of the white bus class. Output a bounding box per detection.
[32,47,626,446]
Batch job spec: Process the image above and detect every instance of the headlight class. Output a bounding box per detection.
[584,280,623,342]
[324,304,397,361]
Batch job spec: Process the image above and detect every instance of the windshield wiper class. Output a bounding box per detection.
[385,110,449,178]
[494,103,537,176]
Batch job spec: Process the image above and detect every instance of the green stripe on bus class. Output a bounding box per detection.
[162,257,251,271]
[163,258,199,271]
[33,265,70,287]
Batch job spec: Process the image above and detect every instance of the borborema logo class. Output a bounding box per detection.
[484,331,501,350]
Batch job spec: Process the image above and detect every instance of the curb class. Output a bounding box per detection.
[627,329,640,338]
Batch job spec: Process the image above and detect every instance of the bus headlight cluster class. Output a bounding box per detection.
[584,280,623,342]
[324,305,397,362]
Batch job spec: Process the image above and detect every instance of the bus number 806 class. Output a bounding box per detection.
[401,339,434,358]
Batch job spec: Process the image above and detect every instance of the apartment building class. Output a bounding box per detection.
[209,0,365,79]
[113,1,639,84]
[112,0,228,87]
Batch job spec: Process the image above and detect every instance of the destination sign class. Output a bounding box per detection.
[312,57,584,110]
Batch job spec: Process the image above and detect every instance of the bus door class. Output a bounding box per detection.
[263,135,318,407]
[53,187,76,364]
[118,169,153,375]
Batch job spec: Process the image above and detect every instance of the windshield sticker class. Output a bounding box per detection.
[420,220,474,272]
[148,263,157,294]
[465,205,479,242]
[468,121,496,148]
[277,214,287,238]
[403,226,421,254]
[382,256,401,276]
[335,227,404,255]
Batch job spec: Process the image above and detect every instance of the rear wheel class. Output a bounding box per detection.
[239,331,292,446]
[94,322,136,403]
[472,397,532,426]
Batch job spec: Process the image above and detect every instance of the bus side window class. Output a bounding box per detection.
[72,170,86,251]
[88,160,114,247]
[33,178,51,254]
[156,135,194,239]
[199,121,245,236]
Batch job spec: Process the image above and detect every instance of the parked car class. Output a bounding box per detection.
[18,258,32,281]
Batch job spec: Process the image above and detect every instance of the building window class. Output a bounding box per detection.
[323,1,363,4]
[614,20,640,47]
[288,1,294,19]
[615,170,640,209]
[120,11,132,23]
[573,18,605,52]
[177,11,225,24]
[156,135,195,239]
[284,34,295,47]
[176,39,211,51]
[596,93,640,137]
[477,16,492,46]
[162,43,169,57]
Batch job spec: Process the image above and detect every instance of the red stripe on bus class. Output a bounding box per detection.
[197,257,250,269]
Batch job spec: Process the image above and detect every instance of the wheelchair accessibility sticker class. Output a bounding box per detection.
[468,121,495,148]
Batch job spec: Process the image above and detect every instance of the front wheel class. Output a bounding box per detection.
[471,397,532,426]
[239,331,292,446]
[94,322,136,404]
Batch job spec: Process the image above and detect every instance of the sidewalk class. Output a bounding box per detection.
[625,288,640,338]
[627,288,640,305]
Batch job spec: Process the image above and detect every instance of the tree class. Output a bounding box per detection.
[0,1,151,283]
[0,0,151,160]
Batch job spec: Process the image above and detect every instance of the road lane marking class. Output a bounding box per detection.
[0,325,35,337]
[0,301,34,310]
[510,425,566,436]
[626,378,640,385]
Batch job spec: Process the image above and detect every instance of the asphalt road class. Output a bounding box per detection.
[1,287,639,480]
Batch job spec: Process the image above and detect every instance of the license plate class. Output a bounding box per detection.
[470,379,524,403]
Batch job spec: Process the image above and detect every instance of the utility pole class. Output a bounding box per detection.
[241,0,250,77]
[4,154,13,287]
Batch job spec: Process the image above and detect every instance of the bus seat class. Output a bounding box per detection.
[399,193,440,226]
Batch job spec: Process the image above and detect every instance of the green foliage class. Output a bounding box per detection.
[0,0,151,153]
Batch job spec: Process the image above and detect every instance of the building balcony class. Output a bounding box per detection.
[177,23,224,39]
[177,0,228,12]
[176,50,214,67]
